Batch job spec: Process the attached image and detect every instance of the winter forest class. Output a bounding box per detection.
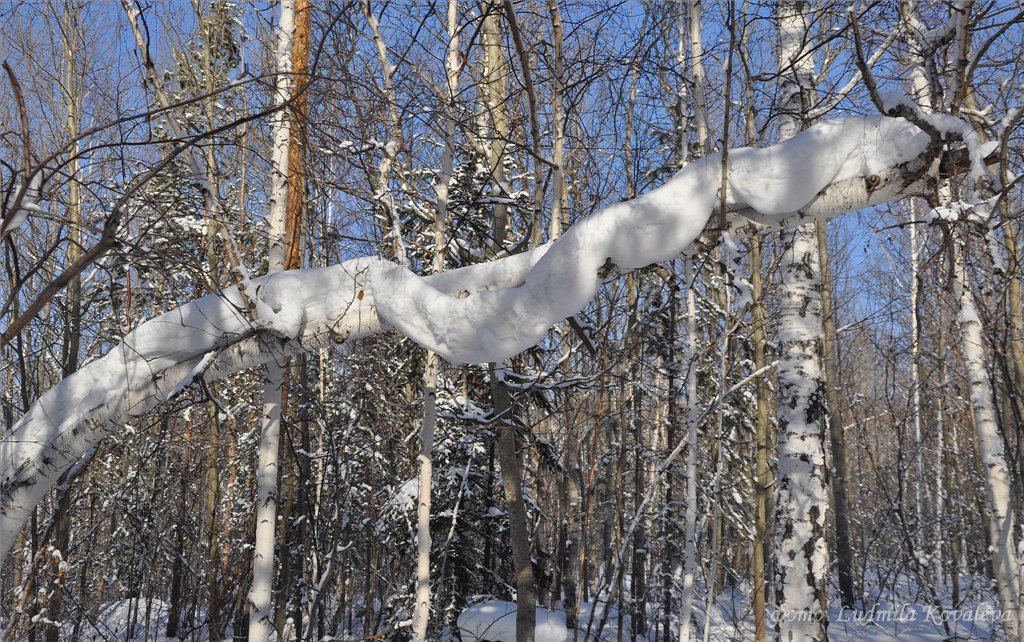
[1,0,1023,640]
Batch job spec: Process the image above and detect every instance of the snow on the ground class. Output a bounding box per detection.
[454,598,635,642]
[456,574,1004,642]
[17,573,1002,641]
[697,576,1004,641]
[457,600,568,642]
[69,598,174,642]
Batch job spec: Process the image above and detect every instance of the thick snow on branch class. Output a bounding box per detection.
[0,116,931,561]
[375,116,930,363]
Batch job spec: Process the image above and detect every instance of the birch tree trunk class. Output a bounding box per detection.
[951,228,1022,641]
[678,263,701,642]
[678,3,710,634]
[410,3,459,637]
[411,350,440,642]
[45,5,84,639]
[248,3,294,640]
[359,0,407,263]
[686,0,709,157]
[774,2,830,640]
[546,0,566,241]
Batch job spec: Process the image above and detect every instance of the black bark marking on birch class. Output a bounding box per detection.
[805,381,827,424]
[796,250,815,280]
[778,519,794,552]
[1,476,35,498]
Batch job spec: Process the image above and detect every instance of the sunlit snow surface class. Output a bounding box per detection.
[458,601,569,642]
[17,576,1000,642]
[453,576,1004,641]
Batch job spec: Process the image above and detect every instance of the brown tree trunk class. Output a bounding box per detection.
[491,367,537,642]
[816,221,857,608]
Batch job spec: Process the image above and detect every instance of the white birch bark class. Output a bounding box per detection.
[359,0,407,263]
[411,348,439,642]
[410,3,459,637]
[773,224,830,642]
[677,3,711,629]
[546,0,565,241]
[901,4,1021,632]
[671,2,712,634]
[910,200,924,552]
[903,1,931,566]
[951,227,1022,641]
[677,263,701,642]
[774,2,830,640]
[686,0,710,156]
[248,2,294,639]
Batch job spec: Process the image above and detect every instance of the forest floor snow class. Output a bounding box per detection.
[11,572,1003,641]
[453,573,1005,641]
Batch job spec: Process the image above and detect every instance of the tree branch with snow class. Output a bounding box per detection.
[0,115,937,561]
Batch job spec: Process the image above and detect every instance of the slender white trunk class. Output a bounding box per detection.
[411,352,439,641]
[410,4,458,637]
[951,229,1022,640]
[360,0,406,262]
[677,3,709,631]
[675,0,688,165]
[903,2,930,565]
[678,263,701,642]
[774,2,829,640]
[909,201,924,558]
[686,0,710,155]
[547,0,565,241]
[249,3,294,640]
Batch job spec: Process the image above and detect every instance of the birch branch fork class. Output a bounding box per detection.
[0,115,938,561]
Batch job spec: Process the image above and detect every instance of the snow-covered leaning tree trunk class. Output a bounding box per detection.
[773,2,830,640]
[0,115,939,573]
